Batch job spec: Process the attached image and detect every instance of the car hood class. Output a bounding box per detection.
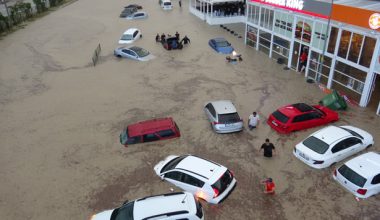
[91,210,113,220]
[154,155,179,175]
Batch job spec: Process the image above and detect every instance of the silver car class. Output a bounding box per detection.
[126,11,148,20]
[114,46,154,61]
[204,100,243,133]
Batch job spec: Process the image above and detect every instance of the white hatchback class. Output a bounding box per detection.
[154,154,237,204]
[119,28,142,44]
[333,152,380,199]
[204,100,243,133]
[294,125,374,169]
[161,0,173,10]
[90,192,204,220]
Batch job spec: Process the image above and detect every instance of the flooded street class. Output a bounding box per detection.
[0,0,379,219]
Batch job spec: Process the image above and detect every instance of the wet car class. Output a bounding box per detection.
[125,4,143,10]
[126,11,148,20]
[162,37,183,50]
[204,100,243,133]
[114,45,154,61]
[267,103,339,134]
[120,7,137,18]
[208,37,234,54]
[118,28,142,44]
[119,117,180,146]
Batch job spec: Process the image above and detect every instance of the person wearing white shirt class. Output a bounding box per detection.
[248,112,260,130]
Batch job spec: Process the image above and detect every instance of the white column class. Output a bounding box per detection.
[256,5,261,51]
[327,27,342,89]
[359,36,380,107]
[287,13,297,68]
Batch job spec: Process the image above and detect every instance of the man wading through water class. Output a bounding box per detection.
[260,138,276,157]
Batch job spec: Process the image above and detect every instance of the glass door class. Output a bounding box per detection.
[291,41,300,70]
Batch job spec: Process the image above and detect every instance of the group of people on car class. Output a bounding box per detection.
[155,31,191,50]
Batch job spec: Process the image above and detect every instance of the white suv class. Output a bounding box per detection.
[333,152,380,199]
[90,192,204,220]
[154,154,237,204]
[204,100,243,133]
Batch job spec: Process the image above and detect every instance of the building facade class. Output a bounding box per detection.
[245,0,380,115]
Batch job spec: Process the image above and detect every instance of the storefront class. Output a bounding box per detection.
[245,0,380,113]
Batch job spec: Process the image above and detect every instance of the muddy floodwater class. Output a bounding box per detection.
[0,0,379,219]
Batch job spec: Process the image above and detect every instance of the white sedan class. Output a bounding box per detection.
[293,125,374,169]
[118,28,142,44]
[114,46,154,61]
[126,11,148,20]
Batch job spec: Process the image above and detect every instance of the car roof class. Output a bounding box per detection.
[345,152,380,178]
[278,103,314,116]
[311,126,351,145]
[123,28,139,35]
[175,155,224,181]
[128,117,175,137]
[212,37,227,42]
[134,192,195,219]
[210,100,237,114]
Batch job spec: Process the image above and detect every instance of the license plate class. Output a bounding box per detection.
[299,152,309,161]
[225,123,233,127]
[271,120,278,126]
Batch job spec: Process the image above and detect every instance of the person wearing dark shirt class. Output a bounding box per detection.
[181,35,190,45]
[260,138,276,157]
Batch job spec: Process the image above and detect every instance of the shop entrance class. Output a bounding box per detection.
[367,72,380,115]
[291,42,309,72]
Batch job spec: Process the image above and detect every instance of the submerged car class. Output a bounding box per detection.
[120,7,137,18]
[208,37,234,54]
[162,37,183,50]
[161,0,173,10]
[333,152,380,199]
[267,103,339,134]
[154,154,237,204]
[126,11,148,20]
[204,100,243,133]
[294,125,374,169]
[119,117,180,146]
[90,192,204,220]
[114,45,154,61]
[125,4,143,10]
[118,28,142,44]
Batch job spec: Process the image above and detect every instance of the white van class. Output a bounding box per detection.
[161,0,173,10]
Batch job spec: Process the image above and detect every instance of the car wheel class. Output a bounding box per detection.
[366,144,373,149]
[116,55,122,58]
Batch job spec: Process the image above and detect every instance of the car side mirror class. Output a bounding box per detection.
[123,199,129,205]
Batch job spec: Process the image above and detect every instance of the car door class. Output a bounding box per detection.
[179,173,205,195]
[369,174,380,197]
[331,137,362,162]
[121,49,133,58]
[142,133,160,143]
[204,103,217,124]
[164,171,184,188]
[290,113,311,131]
[157,129,177,140]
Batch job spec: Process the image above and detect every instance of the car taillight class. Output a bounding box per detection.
[313,160,324,164]
[213,121,221,125]
[357,189,367,195]
[212,187,220,198]
[333,169,337,177]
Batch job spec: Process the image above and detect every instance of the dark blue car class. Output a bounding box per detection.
[208,37,234,54]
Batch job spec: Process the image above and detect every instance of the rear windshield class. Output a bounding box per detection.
[215,40,230,47]
[111,201,134,220]
[121,34,133,40]
[160,155,187,173]
[338,165,367,187]
[212,170,233,195]
[272,110,289,123]
[163,2,171,5]
[302,136,330,154]
[218,113,240,124]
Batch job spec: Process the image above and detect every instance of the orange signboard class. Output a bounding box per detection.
[331,4,380,32]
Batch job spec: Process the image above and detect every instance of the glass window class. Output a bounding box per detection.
[246,25,258,48]
[248,5,260,25]
[260,7,274,31]
[312,22,328,51]
[272,35,289,63]
[295,18,312,43]
[338,30,352,58]
[165,171,183,181]
[333,61,366,94]
[160,156,186,173]
[302,136,330,154]
[327,26,339,54]
[218,113,241,124]
[182,174,205,187]
[157,129,175,138]
[338,165,367,187]
[359,36,376,68]
[272,110,289,123]
[143,133,160,142]
[371,174,380,185]
[347,33,363,63]
[259,30,271,55]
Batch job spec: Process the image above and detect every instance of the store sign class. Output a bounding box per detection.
[251,0,333,19]
[369,13,380,30]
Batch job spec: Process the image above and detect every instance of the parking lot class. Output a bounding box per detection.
[0,0,379,219]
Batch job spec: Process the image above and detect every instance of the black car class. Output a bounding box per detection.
[125,4,143,10]
[120,7,137,18]
[162,37,183,50]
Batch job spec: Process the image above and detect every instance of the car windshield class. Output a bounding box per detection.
[272,110,289,123]
[212,170,233,196]
[338,164,367,187]
[215,40,230,47]
[130,46,149,57]
[121,34,133,40]
[111,201,134,220]
[160,155,187,173]
[164,2,171,5]
[339,127,364,139]
[218,113,240,124]
[302,136,330,154]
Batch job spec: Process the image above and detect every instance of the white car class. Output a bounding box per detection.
[333,152,380,199]
[161,0,173,10]
[126,11,148,20]
[90,192,204,220]
[204,100,243,133]
[154,154,237,204]
[293,125,374,169]
[119,28,142,44]
[114,46,154,61]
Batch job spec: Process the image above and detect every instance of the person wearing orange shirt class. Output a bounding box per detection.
[261,177,275,194]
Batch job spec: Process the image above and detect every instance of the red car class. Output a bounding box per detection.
[267,103,339,134]
[120,117,180,147]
